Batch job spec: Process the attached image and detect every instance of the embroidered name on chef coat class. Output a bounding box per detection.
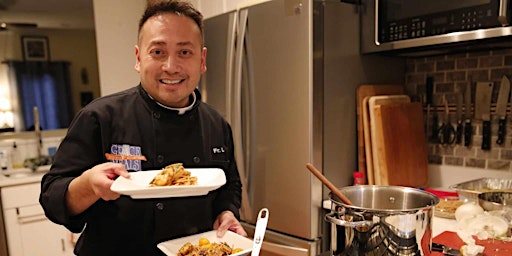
[211,146,228,162]
[212,147,225,154]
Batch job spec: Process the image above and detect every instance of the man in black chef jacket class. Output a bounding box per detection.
[39,1,247,255]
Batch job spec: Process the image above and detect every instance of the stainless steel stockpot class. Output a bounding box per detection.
[326,185,439,256]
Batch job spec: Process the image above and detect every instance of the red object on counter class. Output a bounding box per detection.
[432,231,512,256]
[353,172,364,185]
[424,188,459,198]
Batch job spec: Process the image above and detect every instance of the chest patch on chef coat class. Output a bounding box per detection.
[212,147,225,154]
[211,146,228,162]
[106,144,145,171]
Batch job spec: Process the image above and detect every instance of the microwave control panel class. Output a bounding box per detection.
[380,7,503,43]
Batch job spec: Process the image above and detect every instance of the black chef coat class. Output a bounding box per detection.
[39,85,242,256]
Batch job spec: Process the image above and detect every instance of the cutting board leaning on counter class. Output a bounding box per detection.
[356,84,428,188]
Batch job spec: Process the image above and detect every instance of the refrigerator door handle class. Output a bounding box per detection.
[224,11,237,123]
[233,7,253,221]
[261,241,309,256]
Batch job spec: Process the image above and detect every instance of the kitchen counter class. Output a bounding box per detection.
[0,166,50,187]
[433,216,458,237]
[427,165,511,236]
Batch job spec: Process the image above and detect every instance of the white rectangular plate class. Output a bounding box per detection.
[110,168,226,199]
[157,230,253,256]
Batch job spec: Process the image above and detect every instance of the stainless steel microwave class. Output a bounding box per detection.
[361,0,512,54]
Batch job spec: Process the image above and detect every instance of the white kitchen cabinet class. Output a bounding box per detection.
[1,182,75,256]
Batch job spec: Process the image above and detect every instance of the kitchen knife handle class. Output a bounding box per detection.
[497,118,507,145]
[456,121,463,144]
[443,125,451,144]
[482,120,491,150]
[426,77,433,105]
[464,121,472,147]
[426,77,436,143]
[431,111,439,143]
[431,243,444,252]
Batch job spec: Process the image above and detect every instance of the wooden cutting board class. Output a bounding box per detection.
[362,96,375,185]
[432,231,512,256]
[356,85,404,184]
[368,95,411,185]
[372,102,429,187]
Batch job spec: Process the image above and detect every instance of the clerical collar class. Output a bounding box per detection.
[148,91,197,115]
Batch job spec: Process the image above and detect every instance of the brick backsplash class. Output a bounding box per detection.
[405,48,512,173]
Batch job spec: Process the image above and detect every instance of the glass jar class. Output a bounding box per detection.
[353,172,364,185]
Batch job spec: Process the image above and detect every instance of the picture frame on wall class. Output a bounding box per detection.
[21,36,50,61]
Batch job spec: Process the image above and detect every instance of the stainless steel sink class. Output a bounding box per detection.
[2,165,50,178]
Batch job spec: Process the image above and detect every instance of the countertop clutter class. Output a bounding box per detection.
[432,207,512,256]
[322,164,512,256]
[431,177,512,255]
[322,202,512,255]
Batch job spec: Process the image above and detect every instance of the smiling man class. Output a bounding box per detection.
[39,1,246,255]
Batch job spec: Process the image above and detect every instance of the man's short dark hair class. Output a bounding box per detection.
[138,0,204,39]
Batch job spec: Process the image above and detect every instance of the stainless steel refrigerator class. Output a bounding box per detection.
[200,0,405,255]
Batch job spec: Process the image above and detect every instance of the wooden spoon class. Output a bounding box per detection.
[306,163,353,206]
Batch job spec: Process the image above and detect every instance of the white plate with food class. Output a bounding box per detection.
[110,165,226,199]
[157,230,253,256]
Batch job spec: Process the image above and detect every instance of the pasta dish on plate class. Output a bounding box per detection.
[150,163,197,186]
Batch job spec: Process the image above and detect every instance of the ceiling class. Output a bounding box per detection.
[0,0,95,30]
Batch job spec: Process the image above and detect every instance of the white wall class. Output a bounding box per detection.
[93,0,146,96]
[199,0,281,18]
[197,0,227,18]
[198,0,252,18]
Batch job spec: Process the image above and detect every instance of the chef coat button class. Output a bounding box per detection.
[153,112,160,119]
[193,156,200,163]
[156,203,164,210]
[157,155,164,163]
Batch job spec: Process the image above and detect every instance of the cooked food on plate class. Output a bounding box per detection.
[435,197,465,218]
[150,163,198,186]
[177,237,243,256]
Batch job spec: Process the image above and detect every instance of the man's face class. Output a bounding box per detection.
[135,13,206,108]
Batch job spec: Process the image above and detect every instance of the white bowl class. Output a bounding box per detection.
[157,230,253,256]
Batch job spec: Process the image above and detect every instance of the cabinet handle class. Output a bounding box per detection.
[17,213,48,224]
[61,238,66,252]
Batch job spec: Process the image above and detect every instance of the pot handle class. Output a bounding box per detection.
[325,212,374,229]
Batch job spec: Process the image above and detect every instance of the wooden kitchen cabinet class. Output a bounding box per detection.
[1,182,75,256]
